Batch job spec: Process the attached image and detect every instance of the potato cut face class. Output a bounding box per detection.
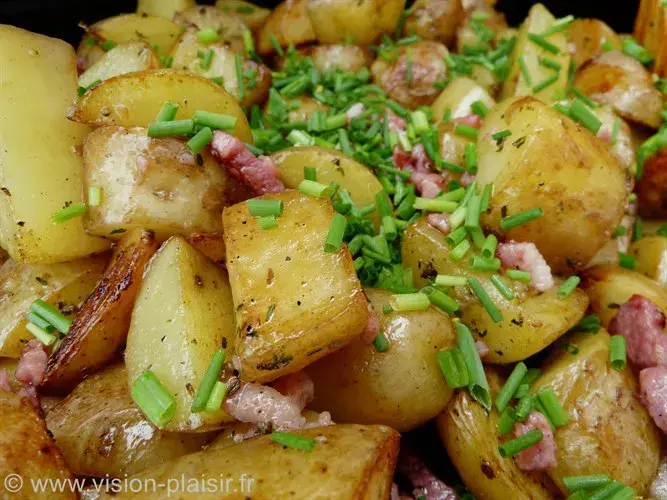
[125,236,237,431]
[630,235,667,285]
[256,0,316,54]
[77,42,160,88]
[223,190,368,382]
[431,76,496,124]
[88,14,182,56]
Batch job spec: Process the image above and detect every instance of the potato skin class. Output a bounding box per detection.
[215,0,272,31]
[637,148,667,218]
[534,330,661,495]
[402,0,463,46]
[633,0,667,77]
[257,0,316,55]
[78,42,160,89]
[567,19,621,68]
[305,287,456,431]
[477,96,629,273]
[371,41,449,109]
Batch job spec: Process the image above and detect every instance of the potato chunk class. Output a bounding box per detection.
[402,0,463,45]
[125,236,237,431]
[77,42,160,89]
[0,25,109,263]
[257,0,316,54]
[223,191,368,383]
[567,19,621,68]
[216,0,272,31]
[634,0,667,77]
[431,76,495,124]
[630,235,667,285]
[137,0,195,19]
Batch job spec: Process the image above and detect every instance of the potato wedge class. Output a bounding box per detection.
[125,236,236,431]
[216,0,272,31]
[402,0,463,45]
[270,147,384,226]
[477,96,629,273]
[46,364,215,478]
[634,0,667,77]
[137,0,195,19]
[0,25,109,263]
[431,76,495,123]
[403,219,588,363]
[581,265,667,328]
[306,287,456,431]
[78,42,160,89]
[0,256,106,358]
[223,191,368,382]
[185,233,227,266]
[98,424,398,500]
[70,69,252,143]
[636,147,667,218]
[534,330,660,495]
[501,3,570,102]
[436,369,557,500]
[0,391,75,500]
[574,51,664,129]
[82,126,250,240]
[86,14,182,57]
[257,0,316,55]
[630,235,667,285]
[567,19,621,68]
[41,230,158,393]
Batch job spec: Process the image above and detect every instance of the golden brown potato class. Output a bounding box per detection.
[371,41,449,109]
[436,369,557,500]
[587,203,635,268]
[77,42,160,89]
[223,191,368,383]
[173,5,247,53]
[306,288,455,431]
[41,230,158,393]
[637,148,667,217]
[634,0,667,77]
[307,0,406,45]
[126,236,236,431]
[257,0,316,55]
[456,6,508,55]
[306,44,373,73]
[582,265,667,328]
[567,19,622,68]
[215,0,272,31]
[137,0,195,19]
[169,31,271,107]
[592,105,636,172]
[46,364,215,478]
[75,38,106,74]
[438,122,473,170]
[477,96,629,273]
[70,69,253,143]
[0,256,106,358]
[575,51,664,129]
[534,330,661,495]
[82,126,249,240]
[431,76,495,124]
[402,0,463,46]
[98,425,399,500]
[185,232,227,266]
[630,235,667,285]
[285,96,329,123]
[403,219,589,364]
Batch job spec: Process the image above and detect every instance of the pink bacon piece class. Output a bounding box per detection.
[0,370,11,392]
[640,366,667,434]
[15,339,48,387]
[398,452,458,500]
[512,411,557,471]
[496,241,554,292]
[427,213,451,235]
[361,303,381,343]
[271,371,315,410]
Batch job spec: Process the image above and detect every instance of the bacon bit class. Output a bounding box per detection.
[361,303,381,344]
[0,370,11,392]
[512,411,557,471]
[454,113,482,129]
[460,171,476,187]
[609,295,667,369]
[76,55,87,74]
[303,411,333,428]
[346,103,365,123]
[210,131,285,195]
[394,144,446,198]
[271,371,314,410]
[17,384,41,411]
[223,382,306,431]
[496,241,554,292]
[398,452,458,500]
[475,340,489,358]
[640,366,667,434]
[15,340,48,386]
[427,213,451,235]
[386,110,407,134]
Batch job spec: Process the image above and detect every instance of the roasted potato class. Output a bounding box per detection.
[306,287,456,431]
[185,233,227,266]
[431,76,496,123]
[0,248,8,267]
[587,203,635,268]
[582,265,667,328]
[125,236,237,431]
[169,31,271,107]
[41,230,158,393]
[371,41,449,109]
[477,96,629,273]
[438,121,473,169]
[75,38,106,74]
[70,69,253,143]
[630,235,667,285]
[634,0,667,77]
[501,3,570,103]
[0,25,110,263]
[534,330,661,495]
[567,19,621,68]
[636,147,667,217]
[285,96,329,124]
[137,0,195,19]
[436,369,557,500]
[0,391,75,500]
[215,0,272,31]
[77,42,160,89]
[98,425,398,500]
[403,218,589,364]
[402,0,464,46]
[174,5,247,36]
[222,191,368,383]
[306,44,373,73]
[574,51,664,129]
[0,256,106,358]
[46,364,215,478]
[257,0,316,55]
[455,6,508,55]
[593,105,636,171]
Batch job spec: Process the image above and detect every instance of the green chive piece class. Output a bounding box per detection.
[51,202,86,224]
[497,407,517,435]
[481,234,498,259]
[622,37,654,65]
[541,15,574,36]
[606,486,635,500]
[469,256,501,272]
[298,180,335,198]
[375,190,394,218]
[532,73,560,93]
[446,225,468,247]
[187,126,213,154]
[609,335,627,371]
[520,368,542,387]
[271,431,316,451]
[131,371,176,427]
[155,101,178,122]
[87,186,102,207]
[534,398,556,430]
[247,199,284,217]
[500,207,544,231]
[536,387,569,427]
[569,99,602,134]
[204,381,228,412]
[495,362,528,413]
[480,183,493,212]
[440,187,466,202]
[423,285,460,313]
[518,55,532,85]
[448,205,467,230]
[471,100,490,117]
[25,322,57,346]
[491,275,515,300]
[196,28,219,43]
[514,393,534,422]
[373,332,390,352]
[410,110,429,134]
[527,33,561,54]
[558,276,581,298]
[436,348,470,388]
[588,481,624,500]
[465,196,482,229]
[435,275,467,287]
[451,239,471,261]
[191,348,226,413]
[492,129,512,141]
[200,48,214,70]
[382,216,398,241]
[303,167,317,181]
[468,227,486,250]
[468,277,503,323]
[101,40,118,51]
[572,87,597,108]
[259,215,278,230]
[30,299,71,334]
[539,56,562,71]
[242,29,255,57]
[147,119,194,137]
[269,34,284,56]
[515,383,530,399]
[324,214,347,253]
[456,321,491,409]
[506,269,532,282]
[77,79,102,97]
[26,312,55,333]
[193,110,237,131]
[618,251,635,269]
[235,53,245,101]
[454,123,479,140]
[389,292,431,312]
[499,428,543,457]
[414,197,458,213]
[563,475,611,492]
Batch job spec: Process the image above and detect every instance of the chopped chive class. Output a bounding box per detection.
[481,234,498,259]
[605,485,634,500]
[382,216,398,241]
[557,276,581,298]
[337,128,354,156]
[527,33,560,54]
[469,256,501,272]
[451,239,471,261]
[454,123,479,140]
[539,56,562,71]
[435,275,467,287]
[353,256,365,271]
[389,292,430,312]
[247,199,284,217]
[518,55,532,85]
[101,40,117,51]
[87,186,102,207]
[324,214,347,253]
[440,188,466,202]
[147,119,194,137]
[515,393,534,422]
[573,314,602,333]
[405,49,413,85]
[437,348,470,388]
[373,332,390,352]
[495,362,528,412]
[569,99,602,134]
[456,321,491,409]
[464,143,478,172]
[612,226,627,238]
[491,275,515,300]
[515,383,530,399]
[259,215,278,230]
[499,428,543,457]
[622,37,653,65]
[269,34,284,56]
[520,368,541,387]
[536,387,569,427]
[480,183,493,212]
[298,180,335,198]
[156,102,179,122]
[497,407,517,435]
[491,129,512,141]
[286,129,314,146]
[77,79,102,97]
[131,371,176,427]
[468,227,486,250]
[51,202,86,224]
[500,207,543,231]
[541,15,574,36]
[234,53,245,101]
[375,189,393,218]
[471,100,489,118]
[271,431,316,451]
[589,481,624,500]
[25,312,55,333]
[324,113,346,131]
[423,285,459,313]
[618,251,635,269]
[610,335,627,371]
[448,205,467,230]
[196,28,219,43]
[464,196,482,229]
[411,110,429,134]
[414,197,458,213]
[193,110,237,131]
[242,29,255,57]
[303,166,317,181]
[210,76,224,86]
[187,126,213,154]
[468,277,503,322]
[534,398,556,430]
[26,322,58,346]
[191,348,226,413]
[532,73,559,93]
[572,87,597,109]
[200,48,214,70]
[506,269,531,282]
[84,37,98,46]
[204,381,228,412]
[445,227,467,248]
[563,475,611,493]
[634,217,644,242]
